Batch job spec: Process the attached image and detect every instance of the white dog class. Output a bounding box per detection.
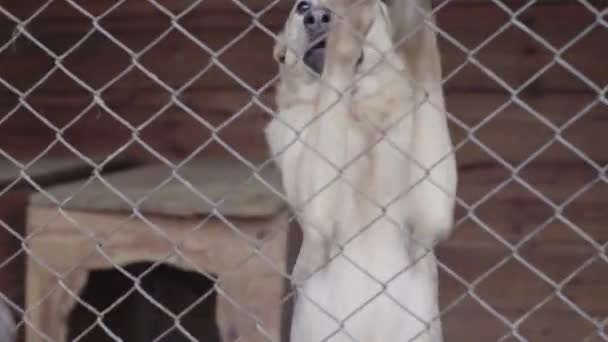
[265,0,457,341]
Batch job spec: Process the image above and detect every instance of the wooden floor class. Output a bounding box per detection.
[0,0,606,341]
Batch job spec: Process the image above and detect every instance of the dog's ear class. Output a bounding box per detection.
[273,31,287,64]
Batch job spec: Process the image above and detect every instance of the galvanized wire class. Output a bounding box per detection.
[0,0,606,341]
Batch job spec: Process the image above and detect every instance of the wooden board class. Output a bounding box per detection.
[0,157,121,188]
[0,1,604,163]
[0,190,28,310]
[30,158,285,219]
[25,206,289,342]
[2,90,604,164]
[2,1,606,339]
[0,156,130,323]
[437,244,608,342]
[0,3,604,95]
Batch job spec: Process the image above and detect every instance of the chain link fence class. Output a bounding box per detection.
[0,0,607,341]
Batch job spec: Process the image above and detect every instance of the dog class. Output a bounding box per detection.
[265,0,457,341]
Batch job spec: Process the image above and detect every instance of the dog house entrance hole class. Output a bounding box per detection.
[67,262,220,342]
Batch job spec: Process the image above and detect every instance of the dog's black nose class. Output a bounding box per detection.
[303,8,331,35]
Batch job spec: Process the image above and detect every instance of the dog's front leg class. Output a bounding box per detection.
[301,0,377,221]
[386,0,458,249]
[318,0,375,97]
[289,4,379,342]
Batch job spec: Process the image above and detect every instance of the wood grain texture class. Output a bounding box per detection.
[0,3,604,94]
[0,190,28,310]
[1,90,605,164]
[0,0,606,340]
[29,159,285,218]
[0,1,604,164]
[0,156,129,342]
[0,158,116,188]
[437,244,608,341]
[25,206,289,342]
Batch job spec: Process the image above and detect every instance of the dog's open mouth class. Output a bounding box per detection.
[303,39,327,75]
[303,39,364,75]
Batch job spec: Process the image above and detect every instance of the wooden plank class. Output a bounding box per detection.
[437,244,608,315]
[0,0,540,24]
[449,163,608,248]
[0,156,134,316]
[436,243,608,341]
[30,158,285,218]
[0,190,28,310]
[25,206,288,342]
[1,89,603,164]
[441,297,601,342]
[0,3,603,94]
[1,2,603,162]
[1,0,597,30]
[0,157,103,188]
[26,206,289,276]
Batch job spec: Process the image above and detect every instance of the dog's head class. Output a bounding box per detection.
[274,0,331,75]
[274,0,394,76]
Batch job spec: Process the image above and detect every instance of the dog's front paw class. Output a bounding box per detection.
[325,0,376,58]
[326,0,375,45]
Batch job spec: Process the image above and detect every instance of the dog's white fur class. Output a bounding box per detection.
[266,0,457,341]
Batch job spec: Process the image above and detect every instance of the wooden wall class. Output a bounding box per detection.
[0,0,606,341]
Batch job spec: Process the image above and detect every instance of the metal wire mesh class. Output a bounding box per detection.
[0,0,607,341]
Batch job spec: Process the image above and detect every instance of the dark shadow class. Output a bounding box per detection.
[68,262,220,342]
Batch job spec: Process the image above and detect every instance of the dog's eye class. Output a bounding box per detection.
[295,1,311,15]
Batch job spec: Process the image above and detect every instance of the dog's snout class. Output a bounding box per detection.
[303,8,331,34]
